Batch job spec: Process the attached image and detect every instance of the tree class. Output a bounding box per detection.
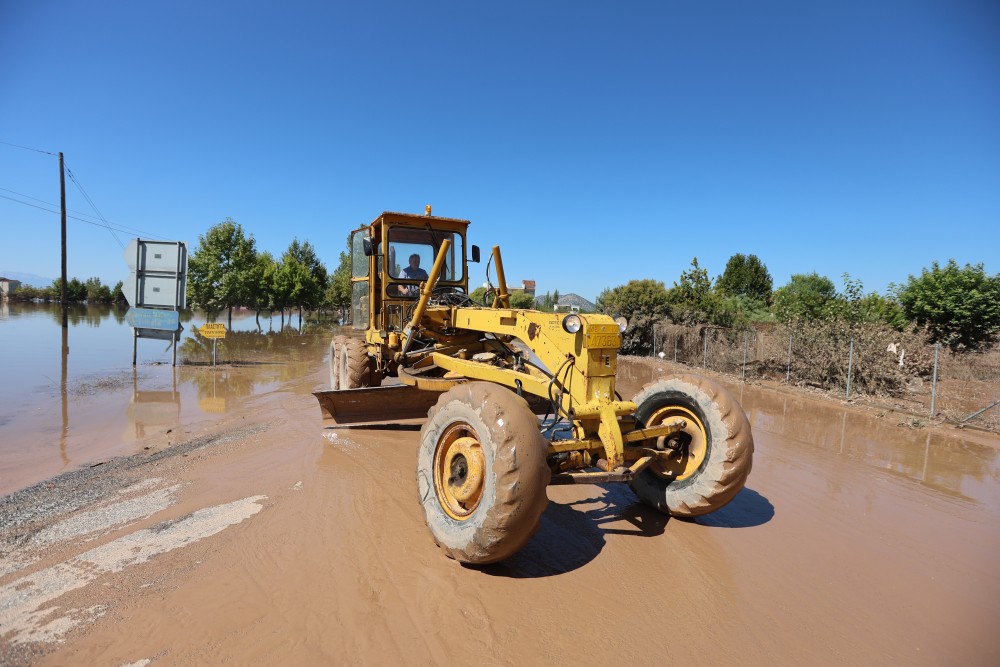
[84,277,112,303]
[112,280,127,305]
[772,272,837,322]
[595,279,671,355]
[325,249,352,323]
[895,260,1000,351]
[716,253,772,303]
[832,273,905,327]
[248,252,279,330]
[509,291,536,309]
[187,218,258,327]
[279,238,328,327]
[50,277,86,302]
[470,286,490,306]
[665,258,717,325]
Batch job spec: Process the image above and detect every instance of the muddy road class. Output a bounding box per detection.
[2,356,999,666]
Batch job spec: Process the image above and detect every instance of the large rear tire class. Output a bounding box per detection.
[629,374,753,517]
[417,382,550,564]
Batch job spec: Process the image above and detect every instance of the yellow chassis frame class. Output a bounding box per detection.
[377,242,686,479]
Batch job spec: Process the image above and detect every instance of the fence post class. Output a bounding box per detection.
[703,330,708,369]
[786,332,793,383]
[930,343,940,417]
[741,332,748,382]
[846,337,854,400]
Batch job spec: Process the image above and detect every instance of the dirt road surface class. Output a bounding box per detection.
[2,356,998,666]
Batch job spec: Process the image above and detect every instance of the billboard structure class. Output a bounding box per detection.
[123,239,187,365]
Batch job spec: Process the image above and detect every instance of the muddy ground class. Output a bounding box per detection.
[2,355,999,666]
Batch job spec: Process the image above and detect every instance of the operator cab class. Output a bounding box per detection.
[349,210,479,333]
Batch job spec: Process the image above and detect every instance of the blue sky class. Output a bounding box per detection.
[1,0,998,302]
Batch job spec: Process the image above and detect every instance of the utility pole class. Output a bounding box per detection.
[59,152,67,328]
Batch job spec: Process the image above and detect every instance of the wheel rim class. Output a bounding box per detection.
[645,404,707,481]
[433,423,486,520]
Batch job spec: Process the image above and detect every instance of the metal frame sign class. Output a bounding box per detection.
[123,238,187,366]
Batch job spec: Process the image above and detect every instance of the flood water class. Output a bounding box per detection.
[617,359,1000,512]
[0,302,336,495]
[2,302,998,511]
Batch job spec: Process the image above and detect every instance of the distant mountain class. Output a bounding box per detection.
[0,271,54,287]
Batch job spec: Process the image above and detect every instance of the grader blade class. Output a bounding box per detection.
[314,384,442,425]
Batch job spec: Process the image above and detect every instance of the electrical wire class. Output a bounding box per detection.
[0,190,171,241]
[0,140,58,156]
[64,164,125,249]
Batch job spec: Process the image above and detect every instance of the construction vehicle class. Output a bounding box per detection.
[315,208,753,564]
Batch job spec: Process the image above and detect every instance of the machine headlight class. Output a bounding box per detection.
[614,316,628,333]
[562,314,582,334]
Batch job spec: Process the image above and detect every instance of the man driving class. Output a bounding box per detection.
[400,253,428,296]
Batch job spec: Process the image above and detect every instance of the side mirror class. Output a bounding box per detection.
[471,245,480,263]
[363,237,375,257]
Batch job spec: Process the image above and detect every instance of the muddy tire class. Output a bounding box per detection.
[629,374,753,517]
[328,336,346,389]
[338,338,373,389]
[417,382,550,564]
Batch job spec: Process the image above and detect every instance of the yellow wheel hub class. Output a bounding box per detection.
[433,425,486,520]
[646,405,707,481]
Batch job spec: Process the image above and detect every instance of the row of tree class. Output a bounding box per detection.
[594,255,1000,354]
[11,277,125,304]
[186,218,346,328]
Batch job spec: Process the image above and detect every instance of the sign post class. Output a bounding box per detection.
[123,239,187,366]
[197,323,227,366]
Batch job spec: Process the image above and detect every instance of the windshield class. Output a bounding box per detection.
[385,227,462,297]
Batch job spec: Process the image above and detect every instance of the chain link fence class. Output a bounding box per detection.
[650,322,1000,432]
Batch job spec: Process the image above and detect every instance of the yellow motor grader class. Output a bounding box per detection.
[316,208,753,564]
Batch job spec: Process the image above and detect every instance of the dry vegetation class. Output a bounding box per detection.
[653,321,1000,431]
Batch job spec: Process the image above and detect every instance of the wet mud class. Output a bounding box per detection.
[1,352,999,666]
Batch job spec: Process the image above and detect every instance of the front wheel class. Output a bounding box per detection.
[629,374,753,517]
[417,382,550,564]
[338,338,380,388]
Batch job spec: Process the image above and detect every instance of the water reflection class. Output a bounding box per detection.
[616,359,1000,507]
[128,368,181,437]
[743,385,998,505]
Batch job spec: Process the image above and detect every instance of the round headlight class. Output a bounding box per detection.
[614,316,628,333]
[562,314,582,334]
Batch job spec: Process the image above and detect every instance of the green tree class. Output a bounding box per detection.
[833,273,906,327]
[325,249,352,323]
[772,272,837,322]
[510,291,536,309]
[596,279,671,355]
[665,258,715,325]
[249,251,279,330]
[716,253,772,303]
[50,277,86,302]
[187,218,258,327]
[279,238,328,327]
[112,280,127,305]
[84,277,112,303]
[895,260,1000,351]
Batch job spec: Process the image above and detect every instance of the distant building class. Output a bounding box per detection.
[520,280,536,296]
[554,293,595,313]
[0,277,21,300]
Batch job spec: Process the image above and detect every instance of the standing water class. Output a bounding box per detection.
[0,302,334,495]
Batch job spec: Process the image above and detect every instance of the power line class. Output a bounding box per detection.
[0,140,58,156]
[64,163,124,250]
[0,192,171,240]
[0,186,160,235]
